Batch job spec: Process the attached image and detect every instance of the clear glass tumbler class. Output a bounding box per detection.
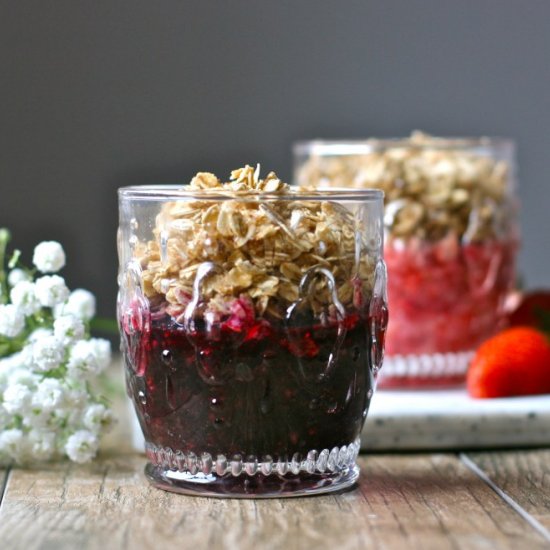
[294,134,518,388]
[117,169,387,497]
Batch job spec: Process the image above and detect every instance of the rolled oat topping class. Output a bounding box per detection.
[134,165,375,318]
[296,132,514,242]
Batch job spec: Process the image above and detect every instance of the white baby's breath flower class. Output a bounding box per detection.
[32,241,66,273]
[0,405,11,430]
[83,403,114,433]
[65,387,89,409]
[22,407,51,429]
[90,338,112,371]
[66,341,97,379]
[28,328,53,342]
[28,430,56,461]
[2,382,33,415]
[60,388,90,428]
[8,268,31,287]
[0,350,33,387]
[64,430,99,463]
[0,234,112,466]
[10,281,41,316]
[7,366,39,389]
[31,378,66,413]
[30,380,69,429]
[53,314,85,345]
[63,289,96,321]
[35,275,70,307]
[31,336,65,372]
[0,428,27,461]
[0,304,25,337]
[0,354,20,373]
[67,339,110,379]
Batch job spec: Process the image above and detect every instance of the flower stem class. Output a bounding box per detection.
[0,228,11,304]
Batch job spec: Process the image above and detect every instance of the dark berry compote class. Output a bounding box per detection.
[123,296,376,460]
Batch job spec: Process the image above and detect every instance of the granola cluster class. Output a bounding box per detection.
[135,166,375,318]
[296,132,514,242]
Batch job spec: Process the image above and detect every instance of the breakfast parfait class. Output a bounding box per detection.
[118,166,387,496]
[294,133,518,387]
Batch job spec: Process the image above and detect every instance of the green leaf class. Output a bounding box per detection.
[0,342,11,357]
[90,317,119,335]
[535,307,550,337]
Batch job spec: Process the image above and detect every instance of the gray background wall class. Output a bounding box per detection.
[1,0,549,318]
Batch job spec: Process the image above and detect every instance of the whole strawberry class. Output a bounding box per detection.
[467,327,550,398]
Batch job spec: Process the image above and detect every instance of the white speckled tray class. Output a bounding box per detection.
[362,389,550,451]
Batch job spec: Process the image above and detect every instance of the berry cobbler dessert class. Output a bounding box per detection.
[295,133,518,387]
[118,165,386,496]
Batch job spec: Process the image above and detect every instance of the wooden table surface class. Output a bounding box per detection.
[1,389,549,549]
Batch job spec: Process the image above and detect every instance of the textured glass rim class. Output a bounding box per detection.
[118,185,384,203]
[293,136,515,156]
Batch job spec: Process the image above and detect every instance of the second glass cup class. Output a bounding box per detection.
[118,166,387,497]
[294,133,519,387]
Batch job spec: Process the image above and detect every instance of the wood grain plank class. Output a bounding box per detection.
[467,450,550,532]
[0,453,547,550]
[357,454,548,550]
[0,467,9,505]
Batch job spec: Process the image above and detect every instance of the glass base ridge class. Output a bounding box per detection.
[144,438,361,498]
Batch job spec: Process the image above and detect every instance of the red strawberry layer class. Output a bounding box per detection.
[385,236,517,356]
